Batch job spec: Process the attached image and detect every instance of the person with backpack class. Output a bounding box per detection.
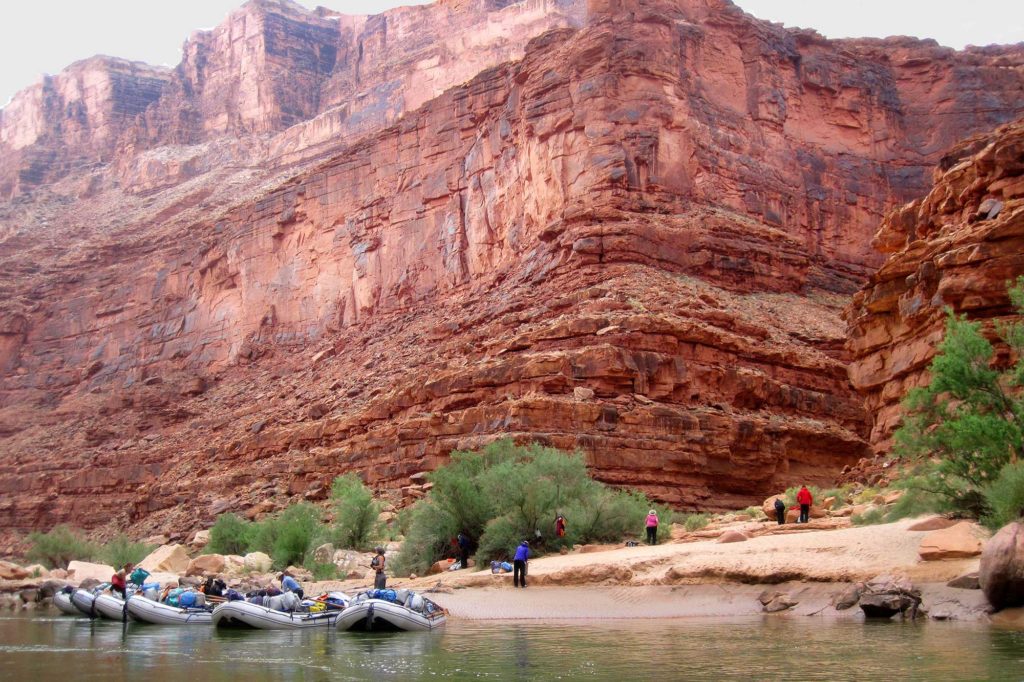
[457,533,471,570]
[774,497,786,525]
[796,485,813,523]
[513,540,530,588]
[645,509,659,545]
[371,547,387,589]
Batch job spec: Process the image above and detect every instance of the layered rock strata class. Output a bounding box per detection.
[2,0,1024,544]
[847,118,1024,451]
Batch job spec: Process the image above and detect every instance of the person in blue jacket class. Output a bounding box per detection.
[513,540,530,588]
[280,571,304,599]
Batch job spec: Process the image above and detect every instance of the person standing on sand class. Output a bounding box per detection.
[797,485,813,524]
[513,540,530,588]
[371,547,387,589]
[555,514,566,539]
[645,509,659,545]
[774,497,786,525]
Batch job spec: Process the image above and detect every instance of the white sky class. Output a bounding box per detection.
[1,0,1022,107]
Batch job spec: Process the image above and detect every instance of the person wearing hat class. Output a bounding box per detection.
[645,509,659,545]
[371,547,387,589]
[513,540,530,588]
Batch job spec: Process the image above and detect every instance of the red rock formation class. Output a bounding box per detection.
[1,0,1024,546]
[847,117,1024,452]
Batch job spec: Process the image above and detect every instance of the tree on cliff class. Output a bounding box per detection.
[894,277,1024,527]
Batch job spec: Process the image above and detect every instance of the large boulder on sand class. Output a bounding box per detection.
[980,521,1024,611]
[67,561,115,584]
[907,516,957,532]
[189,530,211,550]
[0,560,30,580]
[244,552,273,573]
[138,544,191,574]
[186,554,225,577]
[918,522,987,561]
[717,531,749,543]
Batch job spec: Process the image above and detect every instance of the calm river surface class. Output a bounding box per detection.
[1,613,1023,681]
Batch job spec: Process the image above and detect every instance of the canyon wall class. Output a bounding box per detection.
[1,0,1024,544]
[847,119,1024,452]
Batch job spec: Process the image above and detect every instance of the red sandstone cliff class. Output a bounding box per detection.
[847,118,1024,453]
[1,0,1024,546]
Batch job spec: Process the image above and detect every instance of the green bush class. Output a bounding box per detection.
[983,461,1024,530]
[740,506,766,520]
[329,473,381,550]
[682,513,710,532]
[99,534,155,568]
[26,525,98,569]
[249,503,322,569]
[206,513,253,555]
[393,440,670,576]
[307,560,339,581]
[820,487,852,510]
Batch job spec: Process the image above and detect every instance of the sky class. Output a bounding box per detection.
[1,0,1022,107]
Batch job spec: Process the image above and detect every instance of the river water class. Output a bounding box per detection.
[1,613,1022,681]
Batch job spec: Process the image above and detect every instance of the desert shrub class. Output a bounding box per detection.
[893,278,1024,519]
[26,525,98,569]
[99,534,155,568]
[393,439,670,576]
[851,507,886,526]
[249,503,322,569]
[741,506,766,520]
[983,461,1024,530]
[206,513,253,555]
[820,487,852,510]
[682,513,710,532]
[852,487,880,505]
[307,560,339,581]
[329,473,381,550]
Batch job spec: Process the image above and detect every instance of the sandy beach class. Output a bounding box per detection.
[307,518,1002,622]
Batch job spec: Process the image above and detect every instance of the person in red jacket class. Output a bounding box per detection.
[796,485,813,524]
[110,563,132,599]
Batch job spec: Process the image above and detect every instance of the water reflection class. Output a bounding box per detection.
[1,614,1023,681]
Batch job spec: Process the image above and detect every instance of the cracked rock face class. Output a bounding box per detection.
[2,0,1024,546]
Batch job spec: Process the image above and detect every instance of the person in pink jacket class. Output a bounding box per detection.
[645,510,659,545]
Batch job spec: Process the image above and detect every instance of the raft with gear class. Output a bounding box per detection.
[211,591,348,630]
[334,589,447,632]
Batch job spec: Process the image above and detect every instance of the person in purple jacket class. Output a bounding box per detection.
[513,540,530,588]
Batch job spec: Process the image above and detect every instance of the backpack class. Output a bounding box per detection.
[129,567,151,586]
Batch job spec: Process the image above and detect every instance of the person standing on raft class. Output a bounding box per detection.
[796,485,813,524]
[110,563,132,599]
[371,547,387,589]
[645,509,659,545]
[513,540,530,588]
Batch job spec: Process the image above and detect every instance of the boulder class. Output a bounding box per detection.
[139,544,191,574]
[834,583,865,610]
[979,521,1024,611]
[48,568,68,580]
[222,555,246,574]
[758,589,797,613]
[918,522,986,561]
[66,561,115,584]
[243,552,273,573]
[0,560,30,580]
[859,574,922,619]
[38,580,69,599]
[24,564,47,577]
[312,543,335,564]
[761,495,785,518]
[785,505,826,523]
[78,577,102,591]
[907,516,957,532]
[143,534,169,546]
[186,554,225,577]
[190,530,211,549]
[946,572,981,590]
[717,530,748,543]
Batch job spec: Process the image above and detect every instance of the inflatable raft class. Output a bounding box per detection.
[211,600,343,630]
[125,595,212,625]
[53,589,81,616]
[334,590,446,632]
[71,588,99,617]
[93,593,130,621]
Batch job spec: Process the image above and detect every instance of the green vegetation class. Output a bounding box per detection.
[248,503,322,569]
[681,513,711,532]
[99,534,155,568]
[892,278,1024,529]
[328,473,381,550]
[206,513,253,556]
[26,525,98,569]
[393,440,671,577]
[740,506,766,520]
